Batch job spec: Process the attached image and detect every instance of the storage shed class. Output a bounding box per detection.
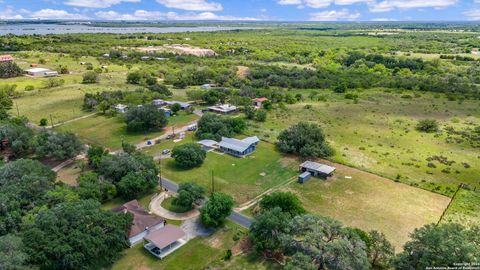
[298,171,312,183]
[299,161,336,179]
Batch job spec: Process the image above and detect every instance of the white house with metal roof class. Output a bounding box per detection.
[218,136,259,157]
[299,161,336,180]
[25,68,58,77]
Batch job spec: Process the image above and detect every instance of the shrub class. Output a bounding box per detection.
[416,119,439,133]
[82,71,99,84]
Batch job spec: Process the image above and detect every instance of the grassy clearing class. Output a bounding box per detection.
[442,188,480,226]
[56,162,83,186]
[109,221,250,270]
[247,89,480,196]
[161,196,191,213]
[161,142,298,204]
[282,160,450,249]
[58,112,197,150]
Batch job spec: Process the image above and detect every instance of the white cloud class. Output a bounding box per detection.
[463,9,480,20]
[0,6,23,19]
[369,0,457,12]
[64,0,140,8]
[30,9,89,19]
[277,0,370,8]
[156,0,223,11]
[309,9,360,20]
[95,10,258,20]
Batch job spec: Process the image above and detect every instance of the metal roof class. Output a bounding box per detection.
[25,67,51,73]
[218,136,259,153]
[197,139,218,147]
[300,161,336,174]
[144,225,185,249]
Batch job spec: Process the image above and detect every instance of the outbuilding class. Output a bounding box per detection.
[165,101,191,110]
[197,139,218,152]
[144,224,187,259]
[208,104,237,114]
[299,161,336,179]
[114,104,128,113]
[298,171,312,184]
[0,55,14,62]
[253,97,269,108]
[25,68,58,77]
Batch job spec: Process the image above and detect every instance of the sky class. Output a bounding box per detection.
[1,0,480,21]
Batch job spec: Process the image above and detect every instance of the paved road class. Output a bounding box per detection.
[159,177,252,229]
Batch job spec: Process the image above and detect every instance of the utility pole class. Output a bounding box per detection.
[159,156,163,190]
[211,170,215,194]
[14,101,20,117]
[49,114,54,129]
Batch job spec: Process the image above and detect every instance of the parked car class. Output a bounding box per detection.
[162,149,170,155]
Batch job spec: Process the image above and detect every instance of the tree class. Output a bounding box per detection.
[0,88,13,119]
[285,252,318,270]
[76,172,116,202]
[97,152,158,182]
[33,131,83,160]
[0,123,33,157]
[0,62,23,78]
[87,145,109,169]
[394,223,480,270]
[255,109,267,122]
[333,84,347,93]
[416,119,439,133]
[282,215,370,270]
[23,200,132,270]
[365,230,394,270]
[170,103,182,115]
[244,105,256,119]
[196,113,246,141]
[174,182,205,210]
[277,122,334,158]
[124,104,168,132]
[82,71,99,84]
[0,159,56,235]
[200,192,234,227]
[249,207,291,253]
[117,171,156,199]
[122,141,137,154]
[171,143,206,168]
[148,84,172,96]
[39,118,48,126]
[0,234,30,270]
[126,71,142,84]
[259,192,306,217]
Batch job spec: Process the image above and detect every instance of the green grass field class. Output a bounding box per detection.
[58,112,197,150]
[282,160,450,249]
[247,89,480,196]
[161,142,298,204]
[109,221,251,270]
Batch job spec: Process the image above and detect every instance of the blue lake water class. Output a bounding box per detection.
[0,24,252,35]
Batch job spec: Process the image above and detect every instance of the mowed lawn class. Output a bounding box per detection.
[283,160,450,250]
[161,142,298,204]
[58,112,198,150]
[109,221,250,270]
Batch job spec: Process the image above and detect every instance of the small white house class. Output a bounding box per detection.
[208,104,237,114]
[25,68,58,77]
[114,104,128,113]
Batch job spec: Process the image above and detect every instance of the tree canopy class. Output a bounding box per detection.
[200,192,234,227]
[174,182,205,210]
[33,131,83,160]
[277,122,334,158]
[259,192,306,217]
[394,223,480,269]
[23,200,132,270]
[124,104,168,132]
[171,143,206,168]
[196,113,246,141]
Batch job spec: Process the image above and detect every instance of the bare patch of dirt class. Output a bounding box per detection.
[236,66,250,79]
[207,237,222,249]
[136,266,152,270]
[232,237,253,256]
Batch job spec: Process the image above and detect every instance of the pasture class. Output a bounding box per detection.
[248,89,480,196]
[281,160,450,249]
[58,112,198,150]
